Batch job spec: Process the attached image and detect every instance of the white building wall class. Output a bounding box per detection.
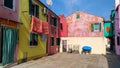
[60,37,107,54]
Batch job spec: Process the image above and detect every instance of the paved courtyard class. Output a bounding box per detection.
[11,53,110,68]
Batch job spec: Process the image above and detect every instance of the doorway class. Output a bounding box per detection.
[0,26,18,66]
[106,37,115,51]
[62,40,67,52]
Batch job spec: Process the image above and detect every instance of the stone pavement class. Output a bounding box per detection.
[11,53,108,68]
[106,51,120,68]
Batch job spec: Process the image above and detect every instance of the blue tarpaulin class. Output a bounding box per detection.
[82,46,92,51]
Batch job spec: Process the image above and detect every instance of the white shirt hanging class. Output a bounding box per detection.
[46,0,53,6]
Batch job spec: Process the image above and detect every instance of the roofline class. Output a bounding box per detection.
[59,14,65,17]
[36,0,59,17]
[66,10,104,19]
[103,20,111,22]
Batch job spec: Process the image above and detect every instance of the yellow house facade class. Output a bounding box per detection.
[18,0,47,63]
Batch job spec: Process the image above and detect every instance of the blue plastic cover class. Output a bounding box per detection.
[82,46,92,51]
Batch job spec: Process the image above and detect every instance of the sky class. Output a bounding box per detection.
[40,0,115,20]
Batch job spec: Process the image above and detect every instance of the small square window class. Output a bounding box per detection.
[50,17,57,26]
[91,23,101,32]
[60,23,63,30]
[50,37,54,46]
[3,0,14,9]
[117,36,120,45]
[76,14,80,19]
[94,23,100,30]
[30,32,38,46]
[56,38,61,46]
[41,34,46,41]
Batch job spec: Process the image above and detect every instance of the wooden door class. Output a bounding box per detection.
[62,40,67,52]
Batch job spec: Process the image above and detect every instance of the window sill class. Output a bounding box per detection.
[51,46,54,47]
[29,46,37,48]
[3,6,15,11]
[92,30,101,32]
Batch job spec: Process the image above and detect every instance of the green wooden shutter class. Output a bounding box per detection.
[99,23,101,31]
[91,24,94,32]
[34,33,38,45]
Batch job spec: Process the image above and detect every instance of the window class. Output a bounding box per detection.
[91,23,101,32]
[41,34,46,41]
[47,15,48,22]
[56,38,61,45]
[54,18,57,26]
[50,37,54,46]
[94,23,100,30]
[50,17,57,26]
[3,0,14,10]
[30,33,38,46]
[29,0,39,18]
[50,17,54,25]
[76,14,80,19]
[117,36,120,45]
[60,23,63,30]
[32,4,39,18]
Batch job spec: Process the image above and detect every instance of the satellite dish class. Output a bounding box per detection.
[46,0,53,6]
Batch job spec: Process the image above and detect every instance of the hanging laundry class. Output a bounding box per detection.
[42,22,49,34]
[31,16,42,34]
[46,0,53,6]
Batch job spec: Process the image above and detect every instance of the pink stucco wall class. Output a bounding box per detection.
[115,5,120,55]
[0,0,19,22]
[66,11,104,37]
[59,15,68,37]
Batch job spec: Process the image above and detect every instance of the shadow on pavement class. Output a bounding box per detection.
[105,50,120,68]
